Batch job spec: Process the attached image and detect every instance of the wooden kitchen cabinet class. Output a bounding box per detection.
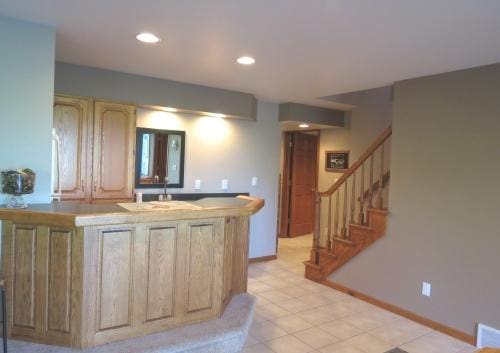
[92,100,136,200]
[53,96,136,202]
[53,95,92,201]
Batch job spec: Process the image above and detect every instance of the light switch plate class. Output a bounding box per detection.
[221,179,228,190]
[251,177,258,186]
[194,179,201,190]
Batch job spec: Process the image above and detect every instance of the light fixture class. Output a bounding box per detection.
[136,32,161,44]
[299,123,310,128]
[236,56,256,65]
[208,112,226,118]
[163,107,178,112]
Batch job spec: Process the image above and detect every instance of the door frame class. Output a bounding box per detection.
[278,130,320,238]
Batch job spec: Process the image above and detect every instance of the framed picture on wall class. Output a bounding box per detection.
[325,150,349,172]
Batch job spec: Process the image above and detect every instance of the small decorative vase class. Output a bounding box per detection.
[1,169,36,209]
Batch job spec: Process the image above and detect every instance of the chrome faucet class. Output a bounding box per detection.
[163,176,172,201]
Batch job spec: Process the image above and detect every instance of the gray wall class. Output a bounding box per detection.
[323,86,393,160]
[317,87,392,244]
[279,102,345,127]
[0,16,55,204]
[55,62,257,120]
[330,63,500,335]
[137,103,281,259]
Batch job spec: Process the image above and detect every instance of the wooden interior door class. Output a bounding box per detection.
[53,95,91,201]
[286,132,318,237]
[92,101,136,200]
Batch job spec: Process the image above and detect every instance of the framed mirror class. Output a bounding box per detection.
[135,128,185,188]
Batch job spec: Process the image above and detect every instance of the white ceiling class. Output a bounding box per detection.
[1,0,500,105]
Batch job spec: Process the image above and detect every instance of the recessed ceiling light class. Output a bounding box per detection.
[163,107,178,112]
[299,123,310,128]
[236,56,256,65]
[136,32,161,44]
[209,113,226,118]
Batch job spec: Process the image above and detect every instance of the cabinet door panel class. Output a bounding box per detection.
[145,226,177,321]
[186,224,215,313]
[92,101,135,200]
[97,228,133,330]
[12,225,37,329]
[47,229,73,333]
[53,96,90,201]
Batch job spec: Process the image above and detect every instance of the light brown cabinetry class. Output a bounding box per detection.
[53,96,136,202]
[2,216,247,348]
[53,96,91,201]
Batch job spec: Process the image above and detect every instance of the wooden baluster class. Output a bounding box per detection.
[350,173,356,224]
[326,195,332,251]
[369,154,374,208]
[312,192,321,264]
[340,182,348,239]
[334,190,339,238]
[375,143,385,209]
[358,163,365,224]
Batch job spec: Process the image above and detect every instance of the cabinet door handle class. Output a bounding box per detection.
[94,180,97,192]
[81,180,85,192]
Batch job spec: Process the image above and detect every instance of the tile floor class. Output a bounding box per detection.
[242,234,477,353]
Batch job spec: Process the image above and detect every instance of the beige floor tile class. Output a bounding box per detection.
[293,327,340,349]
[254,295,272,308]
[271,314,314,333]
[341,312,385,331]
[255,233,476,353]
[281,285,314,298]
[319,302,357,318]
[260,278,292,289]
[369,318,431,346]
[318,341,365,353]
[298,293,335,307]
[258,289,294,303]
[249,281,275,294]
[276,297,316,313]
[242,342,276,353]
[296,307,337,326]
[400,331,472,353]
[256,303,291,320]
[250,321,288,341]
[264,334,315,353]
[319,321,363,340]
[343,333,394,353]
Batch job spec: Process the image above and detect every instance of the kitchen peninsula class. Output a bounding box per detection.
[0,196,264,349]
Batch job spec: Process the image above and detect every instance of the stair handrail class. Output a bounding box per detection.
[318,125,392,197]
[310,124,392,265]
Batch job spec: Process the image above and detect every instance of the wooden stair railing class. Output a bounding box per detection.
[307,125,392,277]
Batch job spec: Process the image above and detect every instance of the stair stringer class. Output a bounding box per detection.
[304,208,388,282]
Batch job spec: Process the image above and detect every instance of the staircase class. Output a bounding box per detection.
[304,126,392,282]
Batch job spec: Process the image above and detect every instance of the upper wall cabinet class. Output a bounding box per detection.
[53,96,136,202]
[53,96,92,201]
[92,101,136,200]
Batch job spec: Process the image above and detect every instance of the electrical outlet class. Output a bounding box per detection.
[221,179,229,190]
[251,177,258,186]
[422,282,431,297]
[194,179,201,190]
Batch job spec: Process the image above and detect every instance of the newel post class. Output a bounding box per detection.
[312,191,321,265]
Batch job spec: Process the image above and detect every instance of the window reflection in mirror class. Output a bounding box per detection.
[135,128,185,188]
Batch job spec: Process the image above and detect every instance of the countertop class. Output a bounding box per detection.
[0,196,264,227]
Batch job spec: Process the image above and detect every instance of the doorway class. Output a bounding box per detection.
[279,131,319,238]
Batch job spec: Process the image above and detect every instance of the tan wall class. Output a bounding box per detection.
[330,63,500,335]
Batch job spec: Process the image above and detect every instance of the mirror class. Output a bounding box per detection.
[135,128,185,188]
